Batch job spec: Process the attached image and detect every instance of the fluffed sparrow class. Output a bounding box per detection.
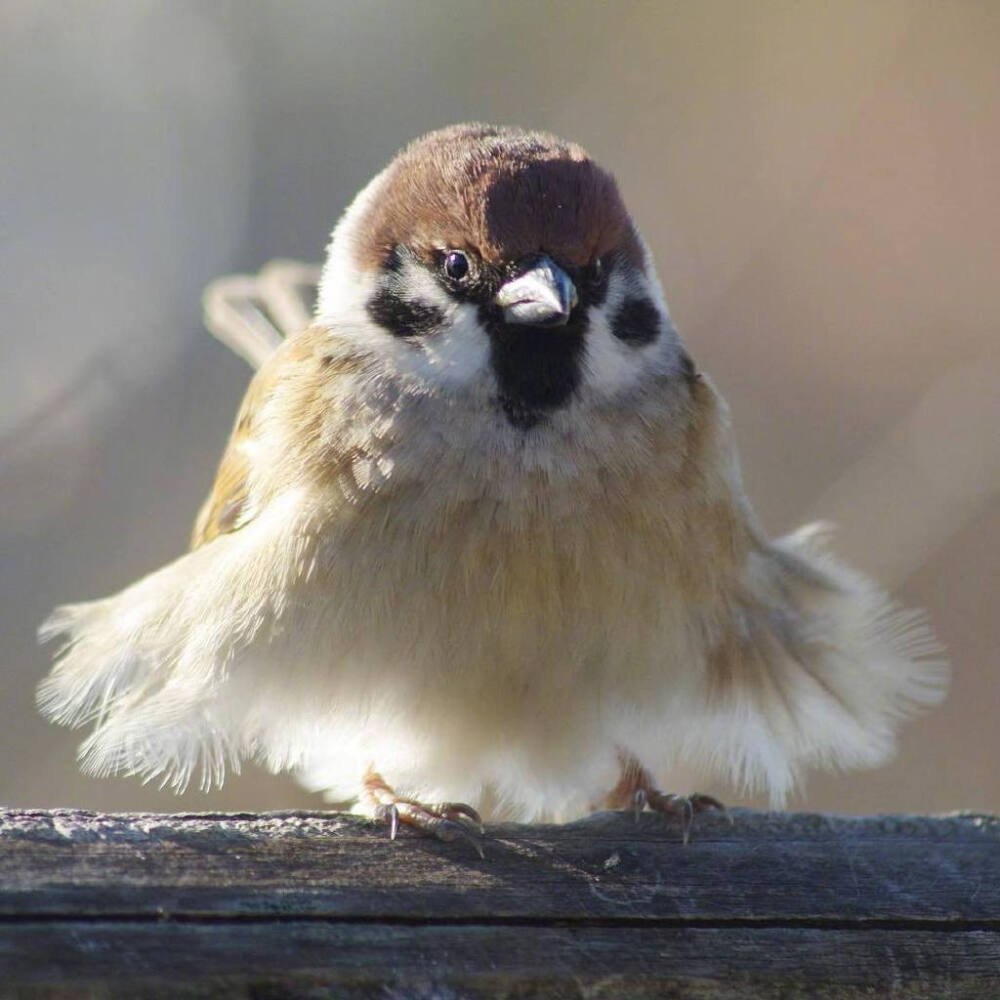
[39,124,946,847]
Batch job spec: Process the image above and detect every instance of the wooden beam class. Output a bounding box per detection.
[1,808,997,997]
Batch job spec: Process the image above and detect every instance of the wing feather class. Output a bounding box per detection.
[190,325,345,548]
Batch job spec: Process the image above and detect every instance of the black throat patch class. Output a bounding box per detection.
[479,304,587,430]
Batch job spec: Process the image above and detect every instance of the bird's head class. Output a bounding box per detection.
[317,124,691,430]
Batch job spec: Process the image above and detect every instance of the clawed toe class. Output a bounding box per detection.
[632,787,647,822]
[366,770,485,857]
[611,752,727,843]
[374,802,401,840]
[641,790,726,842]
[689,793,731,824]
[428,817,485,858]
[429,801,485,835]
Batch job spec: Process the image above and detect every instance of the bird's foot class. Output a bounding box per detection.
[363,768,485,858]
[632,787,727,843]
[603,752,727,843]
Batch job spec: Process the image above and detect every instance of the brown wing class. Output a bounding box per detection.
[190,326,340,549]
[191,360,278,548]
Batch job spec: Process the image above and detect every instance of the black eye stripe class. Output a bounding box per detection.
[366,288,445,338]
[610,297,660,346]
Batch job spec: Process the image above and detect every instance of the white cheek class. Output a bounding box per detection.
[382,262,491,389]
[582,306,645,398]
[580,269,676,400]
[316,263,407,365]
[415,303,490,388]
[316,238,490,390]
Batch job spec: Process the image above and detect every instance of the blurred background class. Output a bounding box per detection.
[2,1,998,816]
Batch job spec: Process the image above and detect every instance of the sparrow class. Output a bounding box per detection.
[38,124,946,848]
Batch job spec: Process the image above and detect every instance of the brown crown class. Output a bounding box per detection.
[352,123,642,271]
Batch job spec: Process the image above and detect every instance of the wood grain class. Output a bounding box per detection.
[0,808,997,998]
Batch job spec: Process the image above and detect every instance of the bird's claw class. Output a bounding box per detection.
[689,793,730,822]
[632,787,647,822]
[430,801,485,835]
[628,780,727,843]
[429,817,486,858]
[374,802,401,841]
[373,794,485,857]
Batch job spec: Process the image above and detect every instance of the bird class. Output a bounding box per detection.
[38,123,946,849]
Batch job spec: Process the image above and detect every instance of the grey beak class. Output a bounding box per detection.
[493,255,579,326]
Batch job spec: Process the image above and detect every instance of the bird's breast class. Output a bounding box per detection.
[308,462,725,709]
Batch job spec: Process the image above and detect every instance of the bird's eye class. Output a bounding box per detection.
[443,250,469,281]
[590,257,605,286]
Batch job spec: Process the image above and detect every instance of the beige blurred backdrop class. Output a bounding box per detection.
[2,1,998,816]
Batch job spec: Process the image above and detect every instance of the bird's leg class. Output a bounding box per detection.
[603,751,726,843]
[362,766,485,857]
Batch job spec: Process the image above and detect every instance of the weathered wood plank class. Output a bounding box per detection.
[2,923,998,999]
[1,808,997,921]
[1,808,998,998]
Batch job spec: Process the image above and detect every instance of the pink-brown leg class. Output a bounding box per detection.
[603,752,726,843]
[363,767,485,857]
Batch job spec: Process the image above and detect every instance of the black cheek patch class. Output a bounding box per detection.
[366,288,445,338]
[610,297,661,346]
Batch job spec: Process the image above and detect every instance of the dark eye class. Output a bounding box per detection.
[590,257,605,287]
[443,250,469,281]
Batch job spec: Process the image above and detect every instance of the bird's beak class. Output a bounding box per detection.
[493,255,579,327]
